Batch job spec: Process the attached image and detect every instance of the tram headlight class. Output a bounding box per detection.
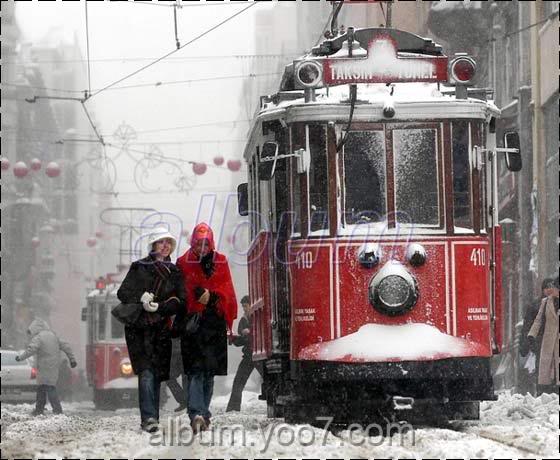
[294,61,323,88]
[120,362,133,377]
[449,55,476,84]
[368,262,418,316]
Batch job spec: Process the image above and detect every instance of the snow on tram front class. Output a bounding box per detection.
[237,27,522,424]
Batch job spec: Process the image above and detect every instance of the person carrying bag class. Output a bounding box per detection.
[115,227,185,433]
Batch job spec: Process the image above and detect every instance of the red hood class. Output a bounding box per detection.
[190,222,215,252]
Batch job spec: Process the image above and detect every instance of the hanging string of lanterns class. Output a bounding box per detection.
[1,158,61,179]
[192,157,243,176]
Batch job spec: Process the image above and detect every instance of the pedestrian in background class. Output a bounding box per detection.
[115,227,185,433]
[226,295,262,412]
[16,318,77,416]
[177,223,237,433]
[519,277,554,394]
[528,275,559,395]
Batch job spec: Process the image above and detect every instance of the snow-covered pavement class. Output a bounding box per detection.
[1,391,558,459]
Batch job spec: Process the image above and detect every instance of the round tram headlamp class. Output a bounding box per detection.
[450,56,476,84]
[295,61,323,88]
[368,262,418,316]
[377,275,410,307]
[120,362,133,377]
[406,243,427,267]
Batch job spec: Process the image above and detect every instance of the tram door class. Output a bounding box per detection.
[264,123,291,354]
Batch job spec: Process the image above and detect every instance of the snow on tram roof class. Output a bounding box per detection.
[268,82,498,111]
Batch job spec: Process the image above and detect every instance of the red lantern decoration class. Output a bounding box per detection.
[213,156,224,166]
[13,161,29,178]
[192,163,207,175]
[31,237,40,248]
[86,237,97,248]
[95,231,104,239]
[227,159,242,172]
[30,158,42,171]
[45,162,61,178]
[1,157,10,171]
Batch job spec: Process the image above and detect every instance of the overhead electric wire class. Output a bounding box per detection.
[5,71,282,95]
[86,1,258,100]
[129,1,251,8]
[111,119,251,135]
[5,53,299,65]
[85,1,92,95]
[91,72,282,92]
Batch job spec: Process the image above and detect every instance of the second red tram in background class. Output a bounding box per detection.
[82,277,137,410]
[238,26,522,424]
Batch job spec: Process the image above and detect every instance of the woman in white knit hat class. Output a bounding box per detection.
[116,227,186,433]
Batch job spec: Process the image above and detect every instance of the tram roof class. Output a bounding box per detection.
[243,82,500,162]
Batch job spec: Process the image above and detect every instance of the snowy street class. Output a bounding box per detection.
[2,390,557,459]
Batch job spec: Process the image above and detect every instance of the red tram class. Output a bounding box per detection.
[238,27,522,424]
[82,277,137,409]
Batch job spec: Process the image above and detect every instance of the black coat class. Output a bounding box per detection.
[232,315,252,357]
[177,293,228,376]
[520,297,545,358]
[117,256,185,381]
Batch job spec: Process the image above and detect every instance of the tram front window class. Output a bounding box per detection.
[343,131,386,224]
[452,121,472,229]
[393,128,439,225]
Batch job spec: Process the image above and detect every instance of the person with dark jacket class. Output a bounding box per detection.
[176,222,237,433]
[519,277,554,394]
[16,318,77,415]
[116,227,185,433]
[528,275,559,395]
[226,295,262,412]
[166,337,188,412]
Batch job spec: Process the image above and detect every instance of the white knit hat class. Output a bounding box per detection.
[146,227,177,255]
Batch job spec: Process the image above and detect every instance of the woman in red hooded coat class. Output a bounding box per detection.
[176,223,237,432]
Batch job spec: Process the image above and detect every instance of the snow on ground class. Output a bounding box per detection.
[458,391,560,457]
[1,391,557,459]
[0,401,170,459]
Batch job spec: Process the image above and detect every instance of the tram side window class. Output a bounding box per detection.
[96,304,107,340]
[452,121,472,229]
[343,131,386,225]
[291,156,302,235]
[394,129,439,225]
[308,125,329,232]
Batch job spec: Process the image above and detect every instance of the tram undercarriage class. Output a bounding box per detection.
[260,357,494,425]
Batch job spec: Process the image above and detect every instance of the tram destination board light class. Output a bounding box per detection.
[322,36,449,86]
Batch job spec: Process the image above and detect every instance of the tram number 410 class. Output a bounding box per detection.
[470,248,487,267]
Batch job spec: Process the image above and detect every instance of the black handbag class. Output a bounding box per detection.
[184,312,201,335]
[111,303,143,326]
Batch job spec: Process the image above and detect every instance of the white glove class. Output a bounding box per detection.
[140,292,154,304]
[143,301,159,313]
